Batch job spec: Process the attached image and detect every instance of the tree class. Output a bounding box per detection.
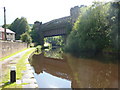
[107,2,120,51]
[20,32,32,45]
[30,30,40,45]
[9,17,30,40]
[2,24,10,29]
[44,36,64,46]
[30,23,41,45]
[65,2,111,56]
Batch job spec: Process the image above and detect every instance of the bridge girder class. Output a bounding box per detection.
[34,16,72,46]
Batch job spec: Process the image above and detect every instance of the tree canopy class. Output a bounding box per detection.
[65,2,119,57]
[30,23,41,45]
[20,32,32,44]
[9,17,30,40]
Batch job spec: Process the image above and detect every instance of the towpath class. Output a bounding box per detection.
[0,48,38,88]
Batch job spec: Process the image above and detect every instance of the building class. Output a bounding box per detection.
[70,5,87,24]
[70,6,80,24]
[0,27,15,40]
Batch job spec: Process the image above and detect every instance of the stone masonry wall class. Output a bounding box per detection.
[0,41,27,58]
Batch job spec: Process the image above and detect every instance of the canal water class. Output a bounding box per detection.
[29,48,118,88]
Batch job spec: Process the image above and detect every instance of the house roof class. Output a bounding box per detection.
[0,27,15,34]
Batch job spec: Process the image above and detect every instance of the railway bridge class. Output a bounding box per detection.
[33,6,85,46]
[34,16,72,46]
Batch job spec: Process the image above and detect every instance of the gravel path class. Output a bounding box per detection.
[0,49,31,66]
[0,48,38,88]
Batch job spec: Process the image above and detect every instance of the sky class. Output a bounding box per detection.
[0,0,114,25]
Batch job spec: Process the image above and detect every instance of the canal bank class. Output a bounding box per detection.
[0,48,38,89]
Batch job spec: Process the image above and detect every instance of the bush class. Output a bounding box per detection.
[20,32,32,44]
[36,45,42,52]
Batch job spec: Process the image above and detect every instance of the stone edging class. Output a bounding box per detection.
[21,57,38,88]
[19,49,38,88]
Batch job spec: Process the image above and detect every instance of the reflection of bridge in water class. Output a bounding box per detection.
[30,51,118,88]
[30,53,72,81]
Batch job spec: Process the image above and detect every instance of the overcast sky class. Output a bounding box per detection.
[0,0,113,25]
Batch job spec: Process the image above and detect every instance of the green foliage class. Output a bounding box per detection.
[107,2,120,51]
[29,24,33,28]
[36,45,42,52]
[2,24,11,29]
[30,24,41,45]
[20,32,32,44]
[30,29,40,45]
[44,36,64,46]
[9,17,30,39]
[65,2,119,57]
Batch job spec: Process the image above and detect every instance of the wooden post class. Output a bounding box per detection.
[4,7,7,40]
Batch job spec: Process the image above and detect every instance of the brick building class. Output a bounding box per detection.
[0,27,15,40]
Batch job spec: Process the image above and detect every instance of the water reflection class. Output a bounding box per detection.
[34,71,71,88]
[30,48,118,88]
[44,48,63,59]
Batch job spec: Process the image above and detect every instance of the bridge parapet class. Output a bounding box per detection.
[41,16,71,31]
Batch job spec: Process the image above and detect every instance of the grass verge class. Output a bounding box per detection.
[1,48,36,89]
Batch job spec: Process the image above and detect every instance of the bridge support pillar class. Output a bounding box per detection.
[39,32,44,47]
[40,38,44,47]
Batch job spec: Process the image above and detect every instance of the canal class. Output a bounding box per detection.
[29,48,118,88]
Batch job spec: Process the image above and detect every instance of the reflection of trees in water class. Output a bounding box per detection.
[30,53,72,79]
[30,49,118,88]
[65,54,118,88]
[43,48,63,59]
[30,52,81,88]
